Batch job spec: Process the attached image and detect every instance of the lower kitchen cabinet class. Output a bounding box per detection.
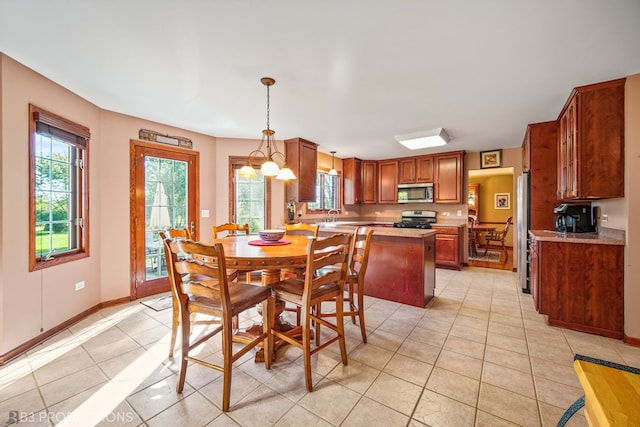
[530,235,624,339]
[434,225,463,270]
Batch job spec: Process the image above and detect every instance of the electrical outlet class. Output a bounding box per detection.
[75,281,85,291]
[601,214,608,221]
[457,210,462,216]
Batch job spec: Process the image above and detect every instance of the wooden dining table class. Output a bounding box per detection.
[210,233,316,361]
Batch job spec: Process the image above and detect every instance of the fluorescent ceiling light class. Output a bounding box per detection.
[395,128,450,149]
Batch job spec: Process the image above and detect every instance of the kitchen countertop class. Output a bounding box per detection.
[529,227,625,245]
[315,221,437,238]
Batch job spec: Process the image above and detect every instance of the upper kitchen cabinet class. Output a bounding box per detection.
[398,155,434,184]
[524,121,558,230]
[434,151,464,203]
[378,160,398,204]
[342,158,378,204]
[557,78,625,200]
[362,160,378,204]
[285,137,318,202]
[343,157,363,205]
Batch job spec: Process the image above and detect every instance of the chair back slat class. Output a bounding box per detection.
[167,239,232,312]
[304,233,351,300]
[284,223,319,238]
[212,223,250,239]
[349,226,374,278]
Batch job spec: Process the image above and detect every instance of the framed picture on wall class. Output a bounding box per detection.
[480,149,502,168]
[494,193,510,209]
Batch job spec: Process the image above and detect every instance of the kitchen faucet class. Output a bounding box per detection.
[326,209,339,222]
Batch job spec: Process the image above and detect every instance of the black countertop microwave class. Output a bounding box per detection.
[397,183,434,204]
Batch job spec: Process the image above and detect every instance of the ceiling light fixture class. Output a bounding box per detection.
[238,77,296,180]
[329,151,338,175]
[394,128,451,149]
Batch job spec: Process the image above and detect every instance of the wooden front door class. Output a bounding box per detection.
[130,140,199,299]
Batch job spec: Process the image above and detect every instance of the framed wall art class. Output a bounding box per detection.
[480,149,502,169]
[494,193,510,209]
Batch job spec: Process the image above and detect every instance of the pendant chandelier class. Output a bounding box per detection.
[238,77,296,180]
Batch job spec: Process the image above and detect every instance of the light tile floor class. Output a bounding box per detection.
[2,267,640,426]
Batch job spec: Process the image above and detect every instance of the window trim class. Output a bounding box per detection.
[29,104,90,271]
[228,156,272,230]
[307,169,341,213]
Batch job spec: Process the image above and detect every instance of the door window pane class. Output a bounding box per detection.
[144,156,188,280]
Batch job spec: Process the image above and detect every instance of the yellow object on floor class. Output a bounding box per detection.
[573,356,640,426]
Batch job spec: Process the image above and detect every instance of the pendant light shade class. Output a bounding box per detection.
[329,151,338,175]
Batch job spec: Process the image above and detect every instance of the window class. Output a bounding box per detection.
[230,158,271,233]
[29,105,90,271]
[307,171,340,211]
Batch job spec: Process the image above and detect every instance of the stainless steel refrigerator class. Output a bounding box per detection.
[516,172,530,293]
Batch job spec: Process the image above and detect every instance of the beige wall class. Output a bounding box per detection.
[1,54,102,352]
[0,54,221,353]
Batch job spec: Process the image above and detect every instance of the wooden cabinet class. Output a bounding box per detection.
[398,158,416,184]
[342,157,363,205]
[343,150,463,205]
[434,151,464,204]
[468,183,479,217]
[557,78,625,200]
[416,156,434,183]
[524,121,559,230]
[285,137,318,203]
[533,237,624,339]
[434,226,463,270]
[362,161,378,204]
[399,156,434,184]
[378,160,398,204]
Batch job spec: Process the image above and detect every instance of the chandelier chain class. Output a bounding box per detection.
[266,83,270,131]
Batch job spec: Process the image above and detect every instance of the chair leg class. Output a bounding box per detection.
[314,303,321,347]
[302,308,314,392]
[357,287,367,343]
[169,298,179,358]
[176,310,190,393]
[335,292,348,366]
[221,318,234,412]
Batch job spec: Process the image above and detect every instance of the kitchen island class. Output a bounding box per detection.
[317,222,436,307]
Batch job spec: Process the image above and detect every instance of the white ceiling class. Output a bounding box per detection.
[2,1,640,160]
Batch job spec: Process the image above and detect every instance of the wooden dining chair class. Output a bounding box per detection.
[281,223,320,324]
[269,233,351,392]
[159,228,198,357]
[164,238,274,412]
[281,223,319,279]
[283,222,319,237]
[211,222,250,239]
[315,226,374,343]
[468,215,478,257]
[483,216,513,256]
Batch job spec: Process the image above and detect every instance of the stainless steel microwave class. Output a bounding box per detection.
[397,183,434,204]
